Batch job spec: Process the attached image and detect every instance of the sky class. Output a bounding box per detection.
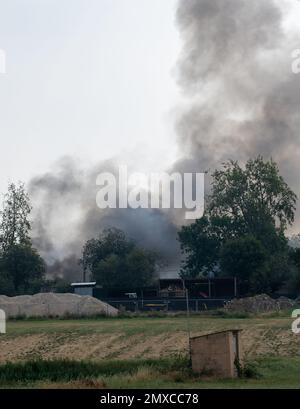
[0,0,181,195]
[0,0,300,197]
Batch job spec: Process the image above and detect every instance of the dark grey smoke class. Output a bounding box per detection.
[29,157,180,279]
[30,0,300,279]
[175,0,300,197]
[47,255,82,282]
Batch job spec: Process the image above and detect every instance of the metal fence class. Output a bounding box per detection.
[101,298,227,312]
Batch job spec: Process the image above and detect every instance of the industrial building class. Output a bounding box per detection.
[87,277,238,312]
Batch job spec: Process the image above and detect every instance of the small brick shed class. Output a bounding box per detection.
[190,329,242,378]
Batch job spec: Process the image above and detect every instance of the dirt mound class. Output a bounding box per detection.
[225,294,296,314]
[0,293,118,318]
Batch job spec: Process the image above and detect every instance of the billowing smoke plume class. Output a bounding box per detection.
[29,157,180,280]
[175,0,300,190]
[30,0,300,279]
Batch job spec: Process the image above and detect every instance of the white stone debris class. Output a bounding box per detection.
[224,294,297,314]
[0,293,118,318]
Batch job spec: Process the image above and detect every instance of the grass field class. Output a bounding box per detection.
[0,313,300,388]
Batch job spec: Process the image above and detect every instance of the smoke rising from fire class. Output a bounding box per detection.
[30,0,300,279]
[175,0,300,181]
[29,157,179,280]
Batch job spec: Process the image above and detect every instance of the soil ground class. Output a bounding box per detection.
[0,314,299,388]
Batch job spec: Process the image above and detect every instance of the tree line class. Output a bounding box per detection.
[1,156,300,297]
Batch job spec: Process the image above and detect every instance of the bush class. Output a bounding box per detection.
[235,359,261,379]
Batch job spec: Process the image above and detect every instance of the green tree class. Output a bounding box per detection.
[220,236,267,282]
[80,228,134,279]
[80,228,156,288]
[250,253,291,295]
[0,271,15,296]
[178,157,297,294]
[178,215,226,277]
[0,182,32,252]
[286,248,300,295]
[0,244,45,294]
[210,157,296,237]
[124,248,155,287]
[0,182,46,295]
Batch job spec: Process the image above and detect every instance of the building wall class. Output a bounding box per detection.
[190,331,242,378]
[74,287,93,297]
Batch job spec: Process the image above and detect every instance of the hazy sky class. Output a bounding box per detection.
[0,0,300,197]
[0,0,180,195]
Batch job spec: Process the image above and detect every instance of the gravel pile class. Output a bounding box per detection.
[0,293,118,318]
[225,294,297,314]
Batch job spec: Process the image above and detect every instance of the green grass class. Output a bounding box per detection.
[6,314,292,337]
[0,356,188,383]
[1,356,300,389]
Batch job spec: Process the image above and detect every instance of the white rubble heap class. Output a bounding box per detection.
[225,294,297,314]
[0,293,118,318]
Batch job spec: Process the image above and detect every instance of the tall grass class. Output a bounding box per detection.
[0,356,189,383]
